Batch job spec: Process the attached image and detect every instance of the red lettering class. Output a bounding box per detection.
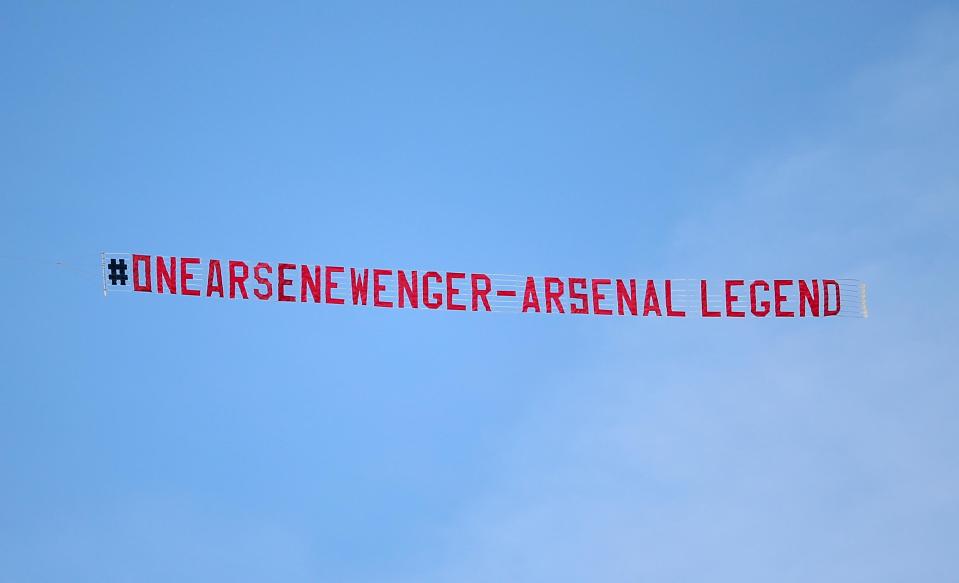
[591,278,612,316]
[567,277,585,314]
[725,279,744,317]
[799,279,820,317]
[206,259,224,298]
[446,272,466,311]
[254,262,273,300]
[521,277,540,313]
[616,279,637,316]
[423,271,443,309]
[750,280,770,317]
[774,279,794,317]
[133,254,152,292]
[471,273,492,312]
[325,266,344,305]
[351,268,369,305]
[228,261,249,299]
[398,270,418,308]
[823,279,841,316]
[546,277,566,314]
[701,280,721,317]
[301,265,322,303]
[156,256,177,294]
[180,257,200,296]
[665,280,685,317]
[643,280,662,316]
[373,269,393,308]
[276,263,295,302]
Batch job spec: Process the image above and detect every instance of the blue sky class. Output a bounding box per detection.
[2,2,957,581]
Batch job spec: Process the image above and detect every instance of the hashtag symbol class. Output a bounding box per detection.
[108,258,128,286]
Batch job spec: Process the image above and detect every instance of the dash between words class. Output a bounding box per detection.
[126,255,843,317]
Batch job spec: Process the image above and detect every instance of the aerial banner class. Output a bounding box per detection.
[101,252,868,319]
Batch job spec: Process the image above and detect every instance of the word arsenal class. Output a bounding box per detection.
[128,255,843,317]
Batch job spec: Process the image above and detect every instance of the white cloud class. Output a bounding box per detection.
[404,12,959,583]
